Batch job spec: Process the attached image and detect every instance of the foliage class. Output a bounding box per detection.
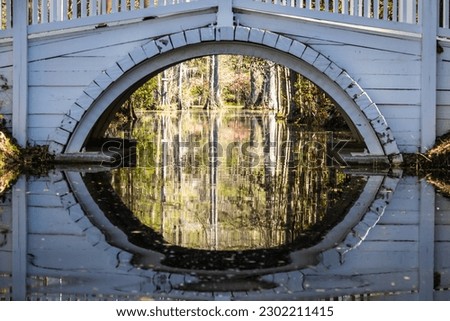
[0,116,54,195]
[115,55,347,130]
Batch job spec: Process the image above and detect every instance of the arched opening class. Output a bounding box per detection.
[59,29,399,160]
[79,43,366,147]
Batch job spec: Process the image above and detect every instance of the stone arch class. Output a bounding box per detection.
[48,26,401,163]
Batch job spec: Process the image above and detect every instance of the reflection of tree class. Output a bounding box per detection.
[109,109,353,251]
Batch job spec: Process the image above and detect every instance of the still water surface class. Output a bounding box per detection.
[0,109,449,300]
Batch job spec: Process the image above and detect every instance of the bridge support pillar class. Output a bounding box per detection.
[217,0,233,27]
[12,1,28,147]
[420,1,437,152]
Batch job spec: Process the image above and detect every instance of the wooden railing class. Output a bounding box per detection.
[252,0,421,23]
[27,0,195,25]
[1,0,448,34]
[0,0,195,31]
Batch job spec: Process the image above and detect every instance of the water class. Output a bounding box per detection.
[0,109,449,300]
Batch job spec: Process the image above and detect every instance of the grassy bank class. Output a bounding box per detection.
[403,132,450,197]
[0,121,53,194]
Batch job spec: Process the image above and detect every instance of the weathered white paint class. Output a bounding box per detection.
[0,0,449,158]
[421,1,438,152]
[12,1,28,147]
[1,171,448,300]
[11,177,27,301]
[57,27,397,160]
[419,179,435,300]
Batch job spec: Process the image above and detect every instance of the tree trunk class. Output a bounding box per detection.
[177,63,184,109]
[206,55,221,109]
[265,61,278,111]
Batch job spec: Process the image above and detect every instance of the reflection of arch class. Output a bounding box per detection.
[56,169,399,279]
[49,26,402,163]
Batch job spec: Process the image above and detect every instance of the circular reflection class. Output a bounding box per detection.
[84,109,367,271]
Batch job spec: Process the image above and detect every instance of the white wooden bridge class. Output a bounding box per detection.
[0,1,449,163]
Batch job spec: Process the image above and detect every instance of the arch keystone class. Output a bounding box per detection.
[216,26,234,41]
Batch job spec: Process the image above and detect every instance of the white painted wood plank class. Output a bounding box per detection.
[342,249,418,270]
[0,234,12,252]
[356,240,417,252]
[434,291,450,300]
[28,207,85,235]
[0,49,13,68]
[378,105,420,119]
[378,210,420,225]
[28,114,66,128]
[436,226,450,241]
[28,127,60,142]
[29,70,101,87]
[28,236,115,270]
[0,250,12,271]
[365,89,421,105]
[27,194,64,208]
[28,86,83,114]
[436,90,450,105]
[365,225,419,241]
[436,193,450,212]
[436,243,450,268]
[28,56,111,72]
[436,113,450,136]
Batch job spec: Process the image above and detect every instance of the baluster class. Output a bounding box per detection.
[50,0,63,21]
[342,0,348,14]
[364,0,370,17]
[64,0,69,20]
[373,0,379,19]
[333,0,339,13]
[89,0,96,16]
[315,0,320,10]
[50,0,54,21]
[31,0,39,24]
[438,0,446,27]
[111,0,118,13]
[80,0,87,17]
[399,0,414,23]
[324,0,329,12]
[100,0,106,14]
[299,0,304,9]
[42,0,49,23]
[392,0,398,22]
[358,0,363,16]
[382,0,388,20]
[306,0,312,10]
[71,0,78,18]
